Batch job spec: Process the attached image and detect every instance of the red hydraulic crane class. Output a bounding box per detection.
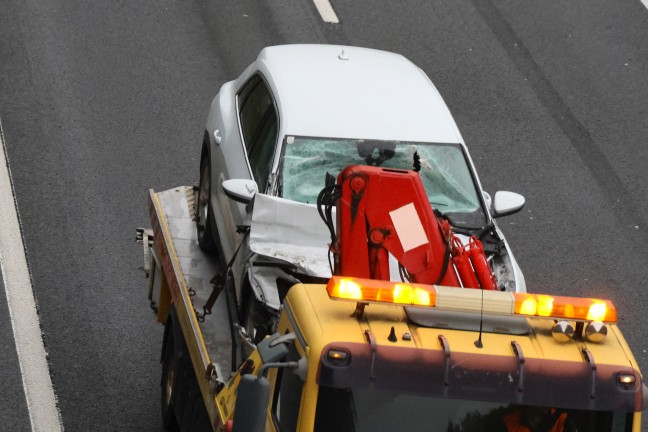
[329,165,497,290]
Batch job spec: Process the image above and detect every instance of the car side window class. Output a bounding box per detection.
[238,74,278,192]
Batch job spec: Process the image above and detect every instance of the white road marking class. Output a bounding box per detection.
[642,0,648,10]
[313,0,339,23]
[0,118,64,432]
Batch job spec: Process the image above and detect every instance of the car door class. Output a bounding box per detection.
[238,73,279,194]
[216,73,279,268]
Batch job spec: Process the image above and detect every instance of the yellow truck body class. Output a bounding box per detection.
[141,187,646,431]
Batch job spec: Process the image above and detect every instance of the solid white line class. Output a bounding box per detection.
[313,0,340,23]
[0,119,64,432]
[642,0,648,10]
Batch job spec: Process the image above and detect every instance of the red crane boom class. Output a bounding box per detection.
[333,165,497,290]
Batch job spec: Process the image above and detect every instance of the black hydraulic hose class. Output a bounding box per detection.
[316,183,341,245]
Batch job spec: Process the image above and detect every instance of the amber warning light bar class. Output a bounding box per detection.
[326,276,618,323]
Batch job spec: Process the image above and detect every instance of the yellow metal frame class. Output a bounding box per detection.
[148,189,222,429]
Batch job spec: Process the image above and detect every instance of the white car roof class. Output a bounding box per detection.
[254,45,463,144]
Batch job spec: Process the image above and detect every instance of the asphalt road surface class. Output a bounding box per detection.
[1,0,647,430]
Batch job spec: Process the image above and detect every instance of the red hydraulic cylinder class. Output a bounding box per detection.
[466,236,498,290]
[450,237,481,289]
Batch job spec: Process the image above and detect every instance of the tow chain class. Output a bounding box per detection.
[197,226,249,322]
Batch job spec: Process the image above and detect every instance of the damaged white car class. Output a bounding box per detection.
[195,44,526,341]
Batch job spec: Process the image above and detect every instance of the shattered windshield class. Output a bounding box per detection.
[279,136,486,228]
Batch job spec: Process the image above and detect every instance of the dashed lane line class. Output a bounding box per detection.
[313,0,339,23]
[0,118,64,432]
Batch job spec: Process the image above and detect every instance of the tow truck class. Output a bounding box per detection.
[139,166,647,431]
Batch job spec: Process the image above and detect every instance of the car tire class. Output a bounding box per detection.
[196,158,218,254]
[161,322,180,432]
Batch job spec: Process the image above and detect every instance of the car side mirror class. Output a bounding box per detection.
[232,374,270,432]
[492,191,525,218]
[222,179,258,204]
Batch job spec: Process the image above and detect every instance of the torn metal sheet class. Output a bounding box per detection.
[249,193,332,278]
[246,256,301,311]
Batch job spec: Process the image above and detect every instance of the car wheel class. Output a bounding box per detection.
[196,158,218,254]
[161,324,180,432]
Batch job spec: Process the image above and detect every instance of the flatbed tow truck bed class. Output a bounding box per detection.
[138,186,233,428]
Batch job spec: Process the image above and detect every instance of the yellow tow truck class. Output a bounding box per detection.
[139,186,647,431]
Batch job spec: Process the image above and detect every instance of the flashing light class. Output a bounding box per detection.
[514,293,537,315]
[536,295,554,317]
[391,284,432,306]
[328,277,436,307]
[331,278,363,300]
[326,276,618,323]
[587,302,608,321]
[512,293,617,322]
